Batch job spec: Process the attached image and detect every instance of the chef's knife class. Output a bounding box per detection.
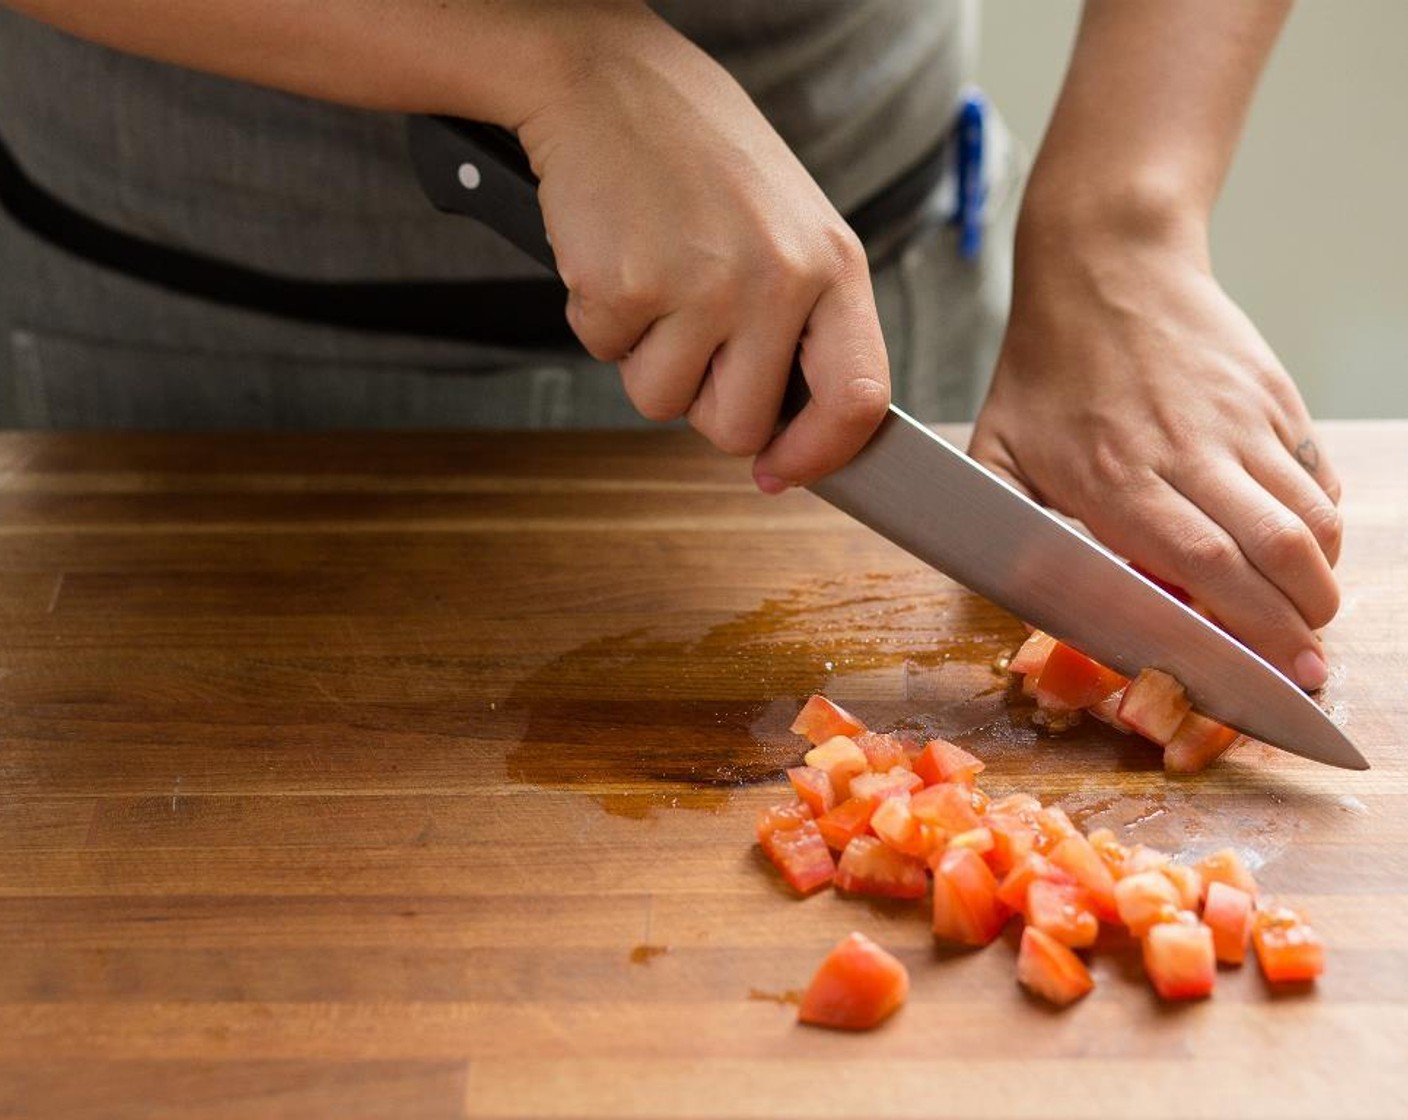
[406,114,1367,771]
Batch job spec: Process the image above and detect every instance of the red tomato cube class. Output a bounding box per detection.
[835,835,929,901]
[816,796,877,852]
[855,731,913,773]
[1047,834,1119,924]
[1163,711,1243,774]
[756,802,835,895]
[1017,925,1095,1007]
[1193,847,1259,902]
[1160,863,1204,912]
[1008,630,1058,676]
[802,735,869,801]
[1117,668,1193,746]
[995,851,1076,913]
[790,695,866,746]
[1202,881,1255,965]
[870,797,943,860]
[1142,915,1216,1000]
[1088,686,1132,732]
[1034,641,1128,712]
[1113,870,1182,937]
[912,738,986,787]
[786,766,835,818]
[798,932,909,1031]
[1252,904,1325,983]
[849,768,924,805]
[910,782,982,835]
[931,846,1010,946]
[1026,878,1100,949]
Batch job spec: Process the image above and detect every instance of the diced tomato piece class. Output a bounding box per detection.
[786,766,835,818]
[1086,828,1132,879]
[1203,881,1255,965]
[1142,914,1216,1001]
[1034,641,1129,712]
[912,738,985,787]
[987,793,1043,817]
[756,800,813,843]
[1252,904,1325,984]
[1026,878,1100,949]
[854,731,912,773]
[756,802,835,895]
[1160,863,1203,912]
[1113,870,1183,937]
[1164,711,1243,774]
[996,851,1076,912]
[815,796,877,852]
[1123,843,1173,878]
[1194,847,1259,902]
[931,846,1010,946]
[948,826,995,856]
[849,768,924,805]
[1047,834,1119,923]
[802,735,869,801]
[910,782,982,835]
[835,835,929,901]
[1034,806,1080,853]
[1009,630,1058,676]
[791,696,866,746]
[1117,668,1193,746]
[798,932,909,1031]
[983,809,1041,877]
[1017,925,1095,1007]
[1088,686,1133,732]
[870,796,944,860]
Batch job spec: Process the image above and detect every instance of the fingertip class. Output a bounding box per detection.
[1294,646,1329,691]
[754,471,791,496]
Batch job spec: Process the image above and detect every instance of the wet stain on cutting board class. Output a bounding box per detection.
[502,571,1026,815]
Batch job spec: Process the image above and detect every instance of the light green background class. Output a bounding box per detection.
[978,0,1408,419]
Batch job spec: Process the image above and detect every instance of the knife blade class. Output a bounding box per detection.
[405,114,1367,771]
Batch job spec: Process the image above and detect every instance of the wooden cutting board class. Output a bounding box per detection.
[0,423,1403,1119]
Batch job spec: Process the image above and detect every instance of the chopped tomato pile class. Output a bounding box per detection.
[1008,629,1246,773]
[766,696,1325,1027]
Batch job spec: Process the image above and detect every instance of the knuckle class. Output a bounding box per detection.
[1250,514,1317,575]
[624,374,694,423]
[830,375,890,430]
[822,222,868,275]
[1307,502,1344,559]
[708,421,771,458]
[1178,529,1240,585]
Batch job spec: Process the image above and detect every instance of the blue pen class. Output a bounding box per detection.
[952,91,986,261]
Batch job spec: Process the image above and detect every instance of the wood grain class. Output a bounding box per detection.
[0,423,1404,1119]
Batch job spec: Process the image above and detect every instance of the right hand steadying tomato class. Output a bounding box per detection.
[967,0,1340,689]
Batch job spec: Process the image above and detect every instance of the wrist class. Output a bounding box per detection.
[1016,158,1213,270]
[473,2,675,131]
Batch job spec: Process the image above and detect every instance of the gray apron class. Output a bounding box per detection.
[0,0,1022,430]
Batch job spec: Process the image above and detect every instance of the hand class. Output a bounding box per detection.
[514,5,889,490]
[968,219,1342,690]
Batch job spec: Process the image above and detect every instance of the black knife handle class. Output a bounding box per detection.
[407,115,555,272]
[406,114,810,417]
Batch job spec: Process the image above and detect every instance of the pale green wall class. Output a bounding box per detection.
[977,1,1408,418]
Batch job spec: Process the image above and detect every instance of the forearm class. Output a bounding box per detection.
[1023,0,1291,248]
[0,0,652,129]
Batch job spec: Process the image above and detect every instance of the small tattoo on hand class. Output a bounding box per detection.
[1295,438,1320,474]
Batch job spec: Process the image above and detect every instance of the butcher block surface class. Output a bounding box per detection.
[0,422,1403,1119]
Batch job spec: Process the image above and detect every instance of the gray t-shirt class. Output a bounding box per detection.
[0,1,976,282]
